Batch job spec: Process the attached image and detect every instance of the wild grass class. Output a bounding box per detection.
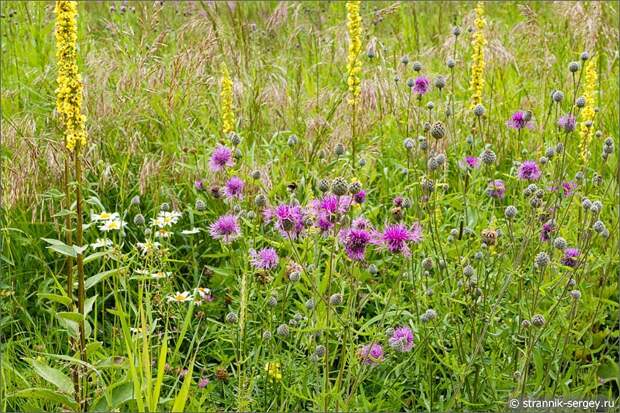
[1,1,619,412]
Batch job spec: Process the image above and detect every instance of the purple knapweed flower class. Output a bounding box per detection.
[562,181,576,197]
[223,176,244,199]
[506,111,534,130]
[517,161,541,181]
[373,222,423,257]
[412,76,431,95]
[209,145,234,172]
[194,179,204,191]
[339,228,371,261]
[557,114,576,133]
[263,204,306,239]
[209,214,241,243]
[561,247,580,268]
[486,179,506,199]
[540,221,555,242]
[353,190,366,204]
[388,326,414,352]
[198,377,210,389]
[358,343,384,365]
[249,247,279,270]
[460,156,480,170]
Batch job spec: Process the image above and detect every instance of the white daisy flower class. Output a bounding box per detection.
[91,211,120,222]
[99,218,127,232]
[167,291,192,303]
[181,227,200,235]
[195,287,211,299]
[155,229,172,238]
[135,269,150,275]
[151,271,171,280]
[136,240,161,255]
[90,238,113,249]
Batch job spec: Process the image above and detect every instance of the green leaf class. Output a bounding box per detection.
[90,381,134,412]
[28,358,74,394]
[86,268,126,290]
[7,388,78,409]
[171,355,195,413]
[84,295,98,316]
[38,293,72,307]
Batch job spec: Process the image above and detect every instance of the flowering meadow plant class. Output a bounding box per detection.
[1,2,618,412]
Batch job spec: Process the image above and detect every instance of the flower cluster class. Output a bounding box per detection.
[220,63,235,135]
[55,0,87,152]
[346,1,362,106]
[469,1,486,108]
[578,57,597,162]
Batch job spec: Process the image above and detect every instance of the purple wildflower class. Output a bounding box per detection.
[353,190,366,204]
[223,176,244,199]
[540,221,555,242]
[388,326,414,352]
[339,228,371,261]
[194,179,204,191]
[249,247,279,270]
[412,76,430,95]
[557,114,576,133]
[517,161,541,181]
[393,196,404,207]
[352,216,371,230]
[358,343,384,365]
[263,204,306,239]
[561,247,580,268]
[209,145,234,172]
[373,222,423,257]
[198,377,210,389]
[562,181,576,197]
[506,111,534,130]
[460,156,480,170]
[486,179,506,199]
[209,214,241,243]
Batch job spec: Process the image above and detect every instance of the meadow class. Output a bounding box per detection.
[1,1,619,412]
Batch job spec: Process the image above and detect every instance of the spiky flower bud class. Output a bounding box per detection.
[552,90,564,102]
[504,205,517,219]
[473,104,485,117]
[334,143,345,156]
[133,213,145,225]
[568,61,580,73]
[553,237,567,250]
[329,293,343,306]
[276,324,289,337]
[412,61,422,72]
[195,199,205,211]
[430,122,446,139]
[331,177,348,196]
[531,314,545,327]
[225,312,238,324]
[535,252,550,268]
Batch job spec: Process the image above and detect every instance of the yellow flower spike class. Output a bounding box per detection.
[55,0,87,152]
[220,62,235,135]
[469,1,486,109]
[265,362,282,382]
[346,1,362,107]
[579,57,598,162]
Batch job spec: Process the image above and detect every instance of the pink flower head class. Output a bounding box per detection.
[412,76,430,95]
[486,179,506,199]
[373,222,423,256]
[460,156,480,170]
[249,247,279,270]
[339,227,371,261]
[506,111,534,130]
[353,190,366,204]
[264,204,306,239]
[223,176,244,199]
[389,326,414,352]
[209,214,241,243]
[517,161,541,181]
[561,247,580,268]
[209,145,234,172]
[358,343,384,365]
[557,114,576,133]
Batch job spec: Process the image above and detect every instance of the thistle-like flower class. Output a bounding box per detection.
[55,1,87,152]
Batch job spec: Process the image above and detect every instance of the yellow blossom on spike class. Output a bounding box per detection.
[221,63,235,135]
[469,2,486,109]
[346,1,362,106]
[579,57,597,162]
[55,0,87,152]
[265,362,282,382]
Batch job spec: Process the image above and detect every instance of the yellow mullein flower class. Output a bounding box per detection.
[579,57,597,162]
[346,1,362,106]
[469,1,486,108]
[55,0,87,152]
[265,362,282,382]
[221,62,235,135]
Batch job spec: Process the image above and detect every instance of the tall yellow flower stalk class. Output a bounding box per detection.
[55,0,87,152]
[579,57,597,162]
[469,1,486,108]
[55,2,88,408]
[221,63,235,135]
[346,1,362,107]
